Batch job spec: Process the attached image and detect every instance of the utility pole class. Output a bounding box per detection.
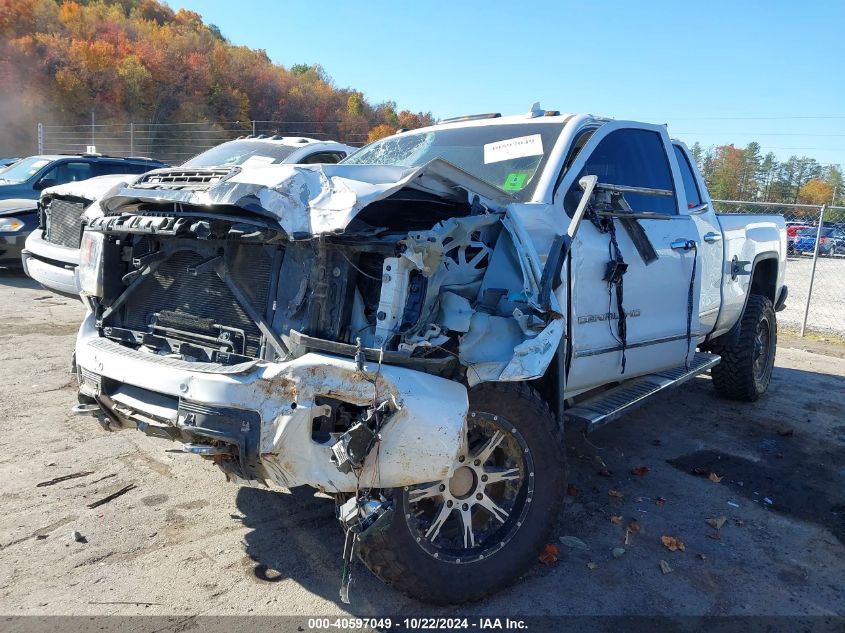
[91,110,95,149]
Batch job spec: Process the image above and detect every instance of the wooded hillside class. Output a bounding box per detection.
[0,0,433,153]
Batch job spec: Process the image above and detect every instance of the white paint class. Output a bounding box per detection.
[374,256,413,348]
[240,155,276,167]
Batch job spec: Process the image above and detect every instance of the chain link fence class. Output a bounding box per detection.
[37,120,368,165]
[714,200,845,338]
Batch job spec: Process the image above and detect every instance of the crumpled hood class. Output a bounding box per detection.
[0,198,37,217]
[101,160,514,238]
[42,174,142,203]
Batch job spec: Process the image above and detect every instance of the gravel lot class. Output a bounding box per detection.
[0,270,843,620]
[780,254,845,336]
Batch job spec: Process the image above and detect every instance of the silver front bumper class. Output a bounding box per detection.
[22,231,81,296]
[75,314,469,492]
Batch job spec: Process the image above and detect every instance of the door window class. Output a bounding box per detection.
[672,145,702,209]
[567,129,677,215]
[40,161,93,186]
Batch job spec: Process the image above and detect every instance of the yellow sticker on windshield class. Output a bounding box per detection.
[502,172,528,192]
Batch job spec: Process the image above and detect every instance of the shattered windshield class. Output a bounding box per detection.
[182,140,298,168]
[342,122,565,200]
[0,156,52,184]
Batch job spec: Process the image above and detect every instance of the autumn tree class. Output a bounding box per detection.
[0,0,433,154]
[367,124,396,142]
[798,179,834,205]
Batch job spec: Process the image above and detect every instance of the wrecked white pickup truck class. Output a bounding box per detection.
[73,106,787,604]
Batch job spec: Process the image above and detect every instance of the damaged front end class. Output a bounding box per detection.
[75,160,564,493]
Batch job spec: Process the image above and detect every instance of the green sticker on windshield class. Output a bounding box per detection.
[502,172,528,192]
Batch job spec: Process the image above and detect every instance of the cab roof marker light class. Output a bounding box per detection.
[437,113,502,125]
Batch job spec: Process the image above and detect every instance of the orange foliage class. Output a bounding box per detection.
[367,124,396,142]
[0,0,433,149]
[798,179,834,205]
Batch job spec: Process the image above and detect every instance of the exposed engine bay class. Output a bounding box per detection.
[86,172,561,387]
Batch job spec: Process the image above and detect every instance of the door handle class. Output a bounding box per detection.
[671,239,697,251]
[703,232,722,243]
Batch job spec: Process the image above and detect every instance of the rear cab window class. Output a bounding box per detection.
[672,145,703,209]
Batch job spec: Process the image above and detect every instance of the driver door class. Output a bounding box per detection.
[556,123,700,395]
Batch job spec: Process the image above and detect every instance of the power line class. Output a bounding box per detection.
[675,132,845,137]
[662,115,845,121]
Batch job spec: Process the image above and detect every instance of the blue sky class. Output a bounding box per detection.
[168,0,845,167]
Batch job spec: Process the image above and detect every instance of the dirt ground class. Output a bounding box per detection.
[0,269,843,620]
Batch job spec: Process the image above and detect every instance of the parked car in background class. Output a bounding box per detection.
[22,137,355,296]
[0,153,166,201]
[0,157,20,168]
[0,153,164,276]
[0,198,38,267]
[785,221,812,254]
[792,226,845,256]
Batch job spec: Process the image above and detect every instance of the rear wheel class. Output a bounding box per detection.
[358,382,566,604]
[710,294,776,402]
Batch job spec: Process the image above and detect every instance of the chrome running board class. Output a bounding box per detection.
[565,352,721,432]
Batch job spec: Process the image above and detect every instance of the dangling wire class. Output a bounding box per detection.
[684,243,698,370]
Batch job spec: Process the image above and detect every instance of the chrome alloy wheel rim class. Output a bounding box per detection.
[404,411,534,564]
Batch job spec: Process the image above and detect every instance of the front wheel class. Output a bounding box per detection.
[710,294,777,402]
[358,382,566,604]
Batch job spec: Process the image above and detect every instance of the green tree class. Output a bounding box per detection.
[708,145,745,200]
[346,91,364,117]
[758,153,778,201]
[738,142,762,200]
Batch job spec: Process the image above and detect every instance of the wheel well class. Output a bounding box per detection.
[750,257,778,303]
[532,352,562,419]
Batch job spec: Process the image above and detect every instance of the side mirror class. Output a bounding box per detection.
[538,175,598,311]
[568,175,598,239]
[35,178,57,191]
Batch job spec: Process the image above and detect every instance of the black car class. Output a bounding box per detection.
[0,154,167,267]
[0,198,38,267]
[0,153,167,201]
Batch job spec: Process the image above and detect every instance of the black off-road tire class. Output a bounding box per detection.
[710,294,777,402]
[357,382,566,605]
